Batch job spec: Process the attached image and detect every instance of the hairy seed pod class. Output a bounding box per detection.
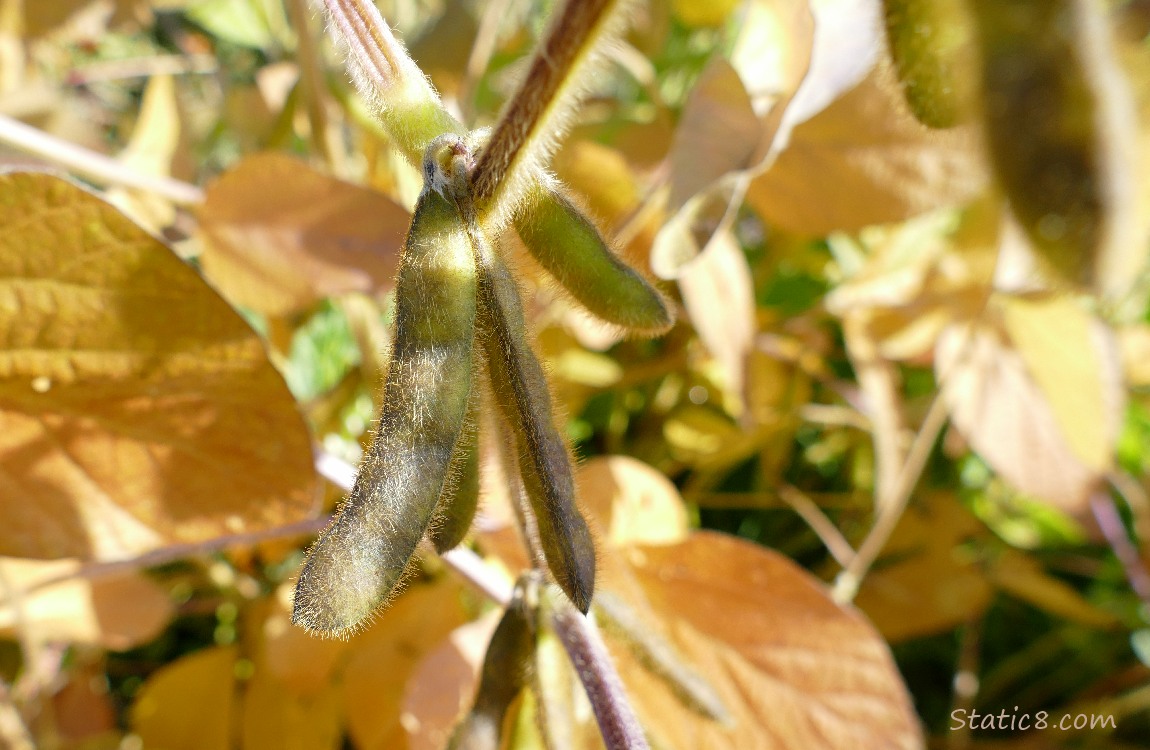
[447,581,537,750]
[515,186,673,334]
[969,0,1136,286]
[478,252,596,613]
[883,0,973,129]
[429,401,481,553]
[292,187,476,636]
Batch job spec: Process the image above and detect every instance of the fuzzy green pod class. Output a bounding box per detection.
[429,403,481,553]
[970,0,1128,285]
[883,0,973,129]
[479,253,596,613]
[292,187,476,636]
[446,581,537,750]
[515,187,672,334]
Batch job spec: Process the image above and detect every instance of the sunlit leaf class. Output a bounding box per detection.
[0,172,316,560]
[667,59,760,211]
[855,493,993,641]
[677,230,756,396]
[935,296,1120,511]
[576,455,689,546]
[612,532,923,749]
[341,579,470,750]
[130,646,238,750]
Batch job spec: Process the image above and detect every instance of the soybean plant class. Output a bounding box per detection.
[293,0,669,634]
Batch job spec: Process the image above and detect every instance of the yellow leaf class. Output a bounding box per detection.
[0,172,316,560]
[1001,295,1122,473]
[130,646,238,750]
[576,455,690,546]
[109,74,181,232]
[677,230,756,397]
[935,312,1105,511]
[198,153,410,316]
[855,493,993,641]
[241,667,343,750]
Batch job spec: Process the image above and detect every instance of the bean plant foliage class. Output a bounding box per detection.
[3,0,1150,748]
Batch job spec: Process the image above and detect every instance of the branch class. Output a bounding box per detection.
[0,114,204,205]
[832,393,949,602]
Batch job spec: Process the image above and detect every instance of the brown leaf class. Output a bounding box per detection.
[0,172,316,560]
[935,296,1121,511]
[130,646,238,750]
[611,532,923,749]
[198,153,409,316]
[747,61,985,236]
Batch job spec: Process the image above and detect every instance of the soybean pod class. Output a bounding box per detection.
[477,250,597,613]
[293,185,477,637]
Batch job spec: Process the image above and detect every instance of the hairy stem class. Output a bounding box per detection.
[550,596,650,750]
[472,0,630,226]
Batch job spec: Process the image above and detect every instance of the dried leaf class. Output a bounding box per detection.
[401,612,500,750]
[612,532,922,749]
[341,580,470,750]
[0,172,316,560]
[0,558,173,649]
[199,153,409,316]
[241,667,344,750]
[854,493,993,641]
[677,230,756,396]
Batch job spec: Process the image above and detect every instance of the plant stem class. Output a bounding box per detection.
[0,114,204,205]
[550,600,650,750]
[777,484,856,567]
[472,0,629,223]
[833,393,948,602]
[1091,489,1150,606]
